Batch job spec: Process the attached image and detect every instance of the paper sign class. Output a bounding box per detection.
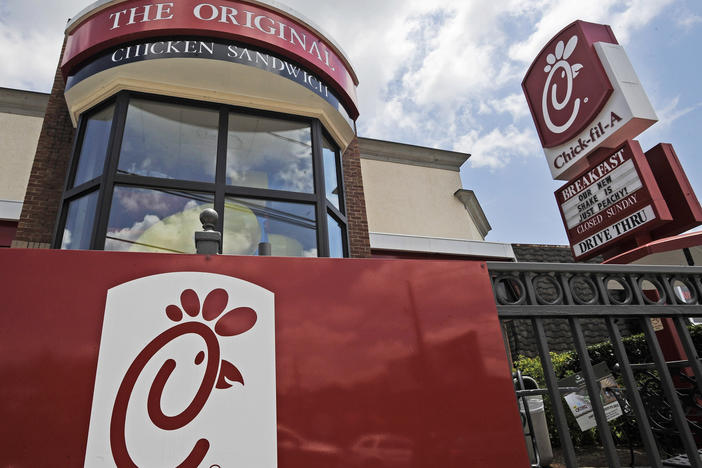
[560,362,623,432]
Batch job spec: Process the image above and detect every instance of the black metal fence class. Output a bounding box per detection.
[487,262,702,468]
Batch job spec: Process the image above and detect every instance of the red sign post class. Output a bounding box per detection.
[526,19,699,261]
[529,20,702,370]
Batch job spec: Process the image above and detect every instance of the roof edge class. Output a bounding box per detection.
[358,137,470,172]
[0,87,50,118]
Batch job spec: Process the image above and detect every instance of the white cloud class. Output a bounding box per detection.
[655,96,702,130]
[483,93,531,121]
[639,95,702,147]
[609,0,676,42]
[105,214,161,251]
[0,0,676,174]
[678,14,702,30]
[341,0,674,164]
[0,1,87,91]
[0,26,61,91]
[454,125,540,169]
[61,228,72,247]
[508,0,674,64]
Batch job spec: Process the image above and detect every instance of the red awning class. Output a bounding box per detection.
[604,230,702,265]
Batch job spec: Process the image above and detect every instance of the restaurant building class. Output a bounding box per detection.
[6,4,702,468]
[1,0,514,263]
[0,7,535,467]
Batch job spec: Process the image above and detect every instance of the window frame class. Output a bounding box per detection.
[52,91,349,257]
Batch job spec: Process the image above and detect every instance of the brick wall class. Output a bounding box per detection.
[12,41,75,249]
[342,137,371,258]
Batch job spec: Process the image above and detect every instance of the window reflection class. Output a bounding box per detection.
[227,114,313,193]
[322,136,341,210]
[118,100,218,182]
[61,191,99,250]
[105,186,214,254]
[327,214,344,258]
[61,95,347,257]
[73,105,114,187]
[223,197,317,257]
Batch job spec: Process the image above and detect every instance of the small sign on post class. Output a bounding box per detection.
[559,363,623,432]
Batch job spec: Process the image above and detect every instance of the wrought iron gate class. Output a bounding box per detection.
[487,262,702,468]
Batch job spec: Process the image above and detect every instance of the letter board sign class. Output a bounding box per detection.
[523,20,658,180]
[555,140,671,260]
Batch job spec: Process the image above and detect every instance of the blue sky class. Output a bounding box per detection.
[1,0,700,246]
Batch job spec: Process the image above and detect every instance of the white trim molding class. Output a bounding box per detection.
[0,87,49,118]
[369,232,516,261]
[454,189,492,238]
[0,200,23,221]
[359,138,470,172]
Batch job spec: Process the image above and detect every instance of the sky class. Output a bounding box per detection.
[1,0,701,246]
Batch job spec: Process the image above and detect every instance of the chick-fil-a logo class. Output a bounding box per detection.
[523,20,617,148]
[541,35,583,135]
[85,273,278,467]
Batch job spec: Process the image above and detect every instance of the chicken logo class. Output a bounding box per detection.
[541,35,583,135]
[522,20,617,149]
[111,288,257,467]
[85,273,278,467]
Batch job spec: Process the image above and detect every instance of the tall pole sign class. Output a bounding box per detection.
[523,21,657,181]
[524,20,702,261]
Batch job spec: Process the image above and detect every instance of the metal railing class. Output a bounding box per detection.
[487,262,702,468]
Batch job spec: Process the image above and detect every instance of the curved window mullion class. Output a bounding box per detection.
[72,104,115,187]
[61,190,101,250]
[326,210,347,259]
[311,120,329,257]
[214,107,229,245]
[92,92,130,250]
[53,98,117,249]
[223,186,317,204]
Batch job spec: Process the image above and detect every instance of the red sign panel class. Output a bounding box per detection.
[61,0,359,118]
[0,250,527,467]
[522,20,617,148]
[645,143,702,240]
[555,140,672,260]
[0,221,16,247]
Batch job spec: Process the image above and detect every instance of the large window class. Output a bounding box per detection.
[54,92,348,257]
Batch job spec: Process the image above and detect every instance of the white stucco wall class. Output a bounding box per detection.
[0,112,43,210]
[360,158,483,240]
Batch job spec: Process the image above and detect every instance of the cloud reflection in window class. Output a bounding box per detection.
[105,187,214,254]
[227,114,313,193]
